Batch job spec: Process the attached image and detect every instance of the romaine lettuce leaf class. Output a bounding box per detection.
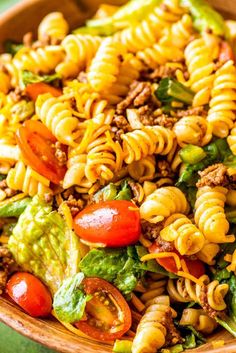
[53,273,91,323]
[8,196,81,293]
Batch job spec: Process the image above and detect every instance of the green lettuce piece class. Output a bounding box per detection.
[0,197,31,218]
[79,246,177,296]
[155,78,195,105]
[53,273,91,323]
[21,70,61,87]
[161,345,184,353]
[113,340,132,353]
[92,180,132,202]
[74,0,161,36]
[180,0,226,36]
[8,196,81,293]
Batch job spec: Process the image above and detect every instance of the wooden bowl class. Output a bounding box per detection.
[0,0,236,352]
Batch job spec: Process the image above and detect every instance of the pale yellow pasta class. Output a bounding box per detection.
[35,93,79,146]
[13,46,64,74]
[207,60,236,138]
[127,156,156,183]
[140,186,189,223]
[180,308,217,335]
[194,186,235,243]
[227,125,236,155]
[167,275,229,311]
[132,296,177,353]
[114,0,184,53]
[6,161,52,197]
[121,126,176,164]
[63,154,93,190]
[87,38,126,92]
[184,33,219,107]
[173,116,212,147]
[160,213,205,255]
[38,12,69,41]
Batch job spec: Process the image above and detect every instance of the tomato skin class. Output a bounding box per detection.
[16,120,66,185]
[219,41,235,62]
[149,243,205,278]
[75,277,132,341]
[25,83,62,101]
[6,272,52,317]
[74,200,141,247]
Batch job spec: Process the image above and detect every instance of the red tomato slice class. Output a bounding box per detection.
[149,243,205,278]
[75,277,131,341]
[16,120,66,185]
[219,41,235,62]
[6,272,52,317]
[25,82,62,101]
[74,200,141,247]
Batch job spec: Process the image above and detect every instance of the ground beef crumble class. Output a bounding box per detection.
[116,81,152,114]
[65,195,84,217]
[0,246,15,295]
[176,106,207,118]
[163,308,182,347]
[54,141,67,166]
[197,163,229,188]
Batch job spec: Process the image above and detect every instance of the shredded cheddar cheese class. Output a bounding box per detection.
[177,271,203,286]
[141,252,181,270]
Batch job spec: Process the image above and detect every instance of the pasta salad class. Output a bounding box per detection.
[1,1,236,352]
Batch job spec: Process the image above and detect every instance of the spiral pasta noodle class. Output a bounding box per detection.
[194,186,235,243]
[87,38,126,92]
[13,46,64,74]
[140,186,189,223]
[121,126,176,164]
[114,0,184,53]
[6,161,52,197]
[38,12,69,42]
[207,60,236,138]
[167,275,229,311]
[180,308,217,335]
[173,115,213,147]
[35,93,79,146]
[127,156,156,183]
[132,295,177,353]
[184,34,219,107]
[160,213,205,255]
[63,154,93,190]
[196,242,220,265]
[227,125,236,155]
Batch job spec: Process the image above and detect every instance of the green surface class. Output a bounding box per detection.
[0,3,56,353]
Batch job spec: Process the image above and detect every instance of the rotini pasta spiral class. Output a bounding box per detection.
[38,12,69,42]
[137,14,192,69]
[180,308,217,335]
[85,131,123,183]
[127,156,156,183]
[184,34,219,107]
[194,186,235,243]
[13,46,64,74]
[63,82,115,124]
[132,295,177,353]
[160,213,205,256]
[6,160,52,197]
[87,38,126,92]
[63,154,93,190]
[140,186,189,223]
[227,125,236,155]
[207,60,236,138]
[114,0,184,53]
[35,93,79,146]
[173,116,213,147]
[0,71,11,94]
[196,242,220,265]
[121,126,175,164]
[167,275,229,311]
[58,34,102,76]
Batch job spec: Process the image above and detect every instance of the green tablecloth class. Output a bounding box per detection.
[0,1,57,352]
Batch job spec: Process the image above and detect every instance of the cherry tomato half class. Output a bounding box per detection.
[149,243,205,279]
[16,120,66,184]
[74,200,141,247]
[75,277,132,341]
[6,272,52,317]
[219,41,235,63]
[25,82,62,101]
